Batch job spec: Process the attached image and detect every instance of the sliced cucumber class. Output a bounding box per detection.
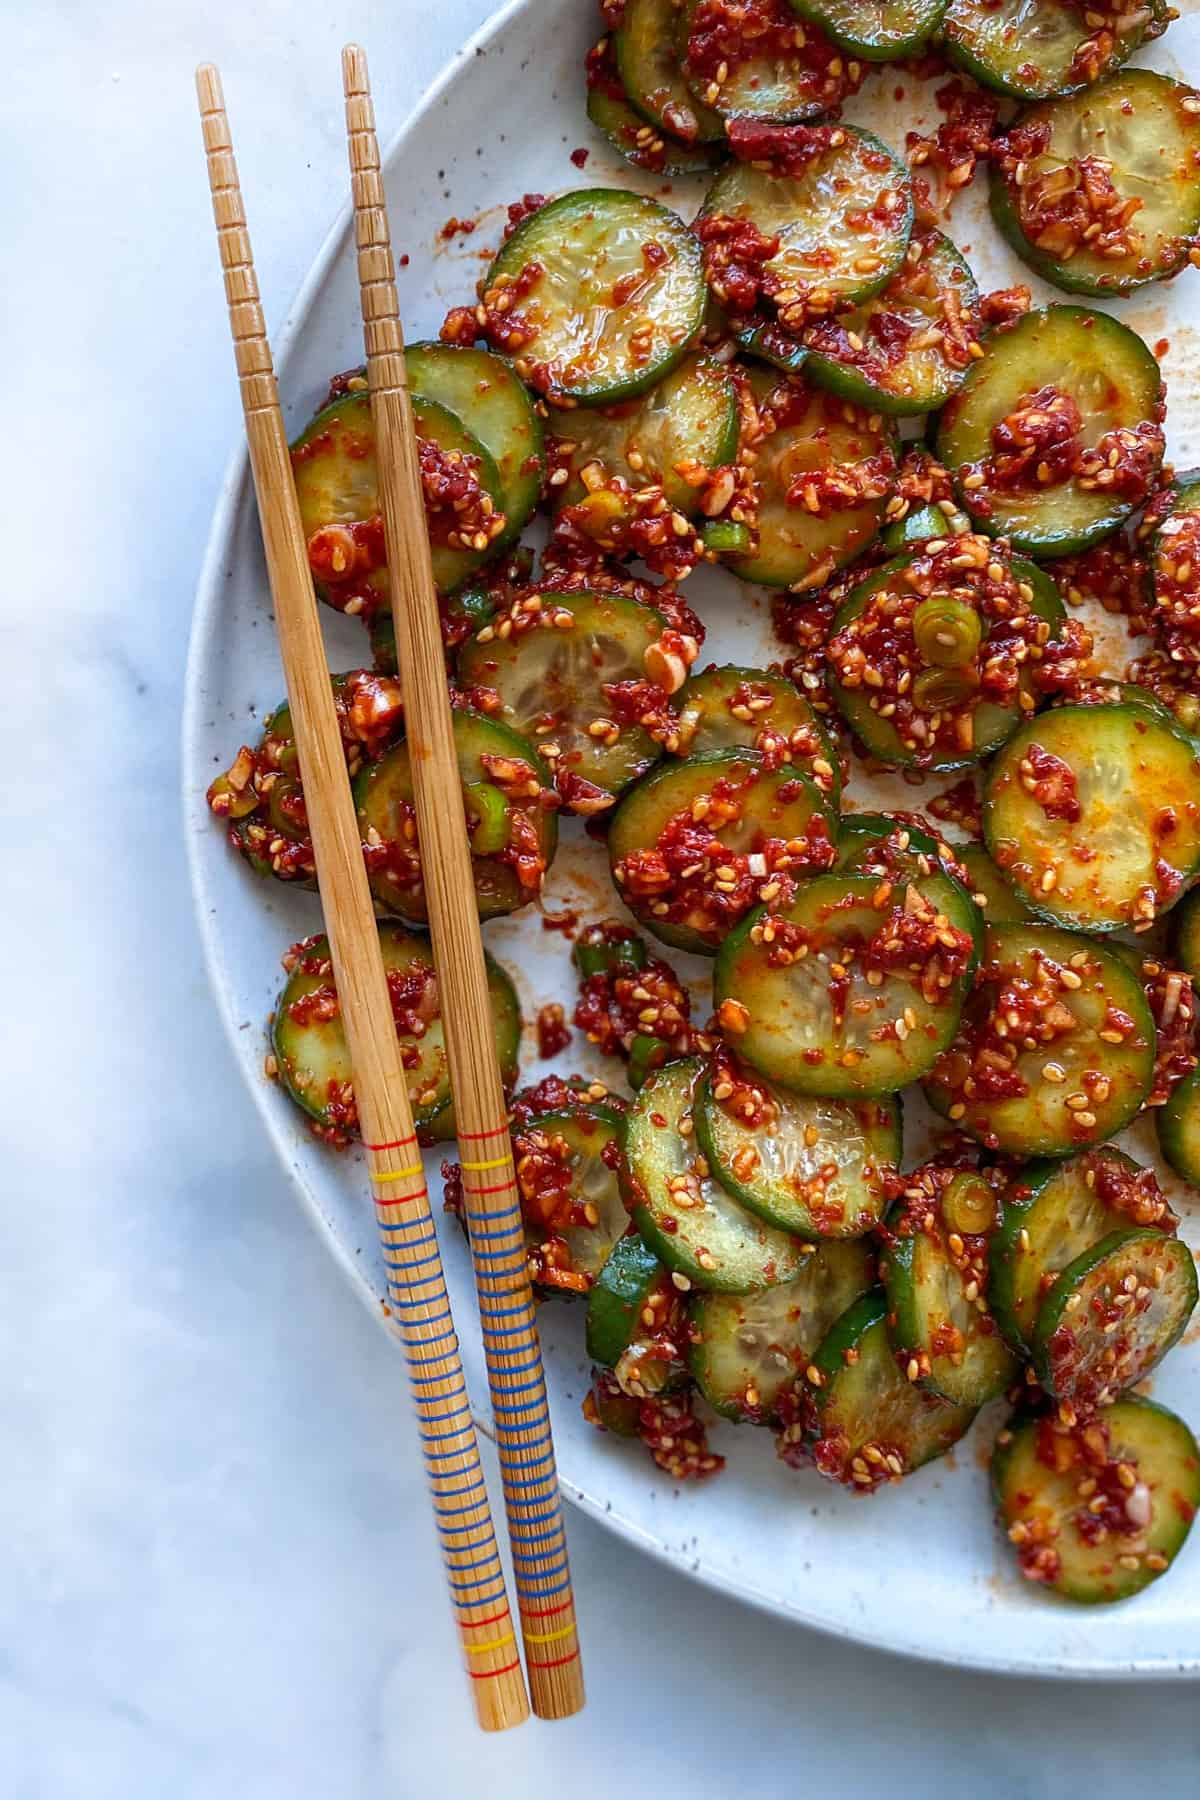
[615,0,725,142]
[805,1290,977,1487]
[622,1058,812,1293]
[945,0,1166,101]
[957,842,1035,925]
[355,709,557,923]
[587,82,726,176]
[682,0,862,122]
[516,1103,629,1294]
[834,812,945,879]
[546,354,738,516]
[734,315,809,376]
[993,1397,1200,1604]
[991,72,1200,299]
[1033,1228,1198,1409]
[587,1234,666,1365]
[714,869,981,1098]
[728,373,896,589]
[456,588,668,806]
[803,233,979,417]
[702,130,913,313]
[674,665,841,803]
[485,189,706,405]
[291,390,503,606]
[1157,1065,1200,1188]
[608,750,837,954]
[828,542,1066,772]
[271,925,519,1144]
[1151,473,1200,669]
[925,923,1156,1155]
[696,1067,898,1238]
[1170,886,1200,983]
[791,0,946,59]
[882,1192,1018,1408]
[983,704,1200,933]
[936,305,1165,557]
[688,1241,875,1420]
[990,1148,1176,1353]
[882,499,972,550]
[404,342,544,549]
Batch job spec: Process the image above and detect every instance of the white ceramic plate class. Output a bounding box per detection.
[185,0,1200,1675]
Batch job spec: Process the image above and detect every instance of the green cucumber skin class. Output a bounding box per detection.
[586,84,727,176]
[693,1072,900,1240]
[882,1227,1018,1406]
[1169,887,1200,983]
[586,1234,664,1367]
[403,341,545,548]
[1032,1229,1198,1399]
[936,306,1165,558]
[487,189,707,406]
[991,1396,1200,1604]
[1157,1065,1200,1187]
[789,0,948,61]
[989,172,1155,302]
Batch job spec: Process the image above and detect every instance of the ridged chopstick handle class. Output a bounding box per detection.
[341,44,584,1722]
[195,63,528,1735]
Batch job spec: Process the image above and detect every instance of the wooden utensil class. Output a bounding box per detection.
[195,62,529,1733]
[339,43,585,1722]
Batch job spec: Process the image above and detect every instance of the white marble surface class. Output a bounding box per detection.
[4,3,1200,1794]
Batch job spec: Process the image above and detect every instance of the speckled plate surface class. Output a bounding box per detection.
[184,0,1200,1675]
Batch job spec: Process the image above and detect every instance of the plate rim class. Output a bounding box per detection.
[182,0,1200,1680]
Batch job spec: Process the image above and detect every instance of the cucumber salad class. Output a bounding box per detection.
[209,0,1200,1609]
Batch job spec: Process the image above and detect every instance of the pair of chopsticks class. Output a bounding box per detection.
[196,48,584,1733]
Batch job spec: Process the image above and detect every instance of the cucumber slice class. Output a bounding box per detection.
[546,354,738,516]
[404,342,544,549]
[517,1104,628,1293]
[728,373,896,589]
[702,519,752,555]
[835,814,956,887]
[696,1070,899,1238]
[882,1191,1019,1407]
[983,703,1200,933]
[991,72,1200,300]
[682,0,862,122]
[702,130,913,314]
[925,923,1156,1155]
[805,1290,977,1487]
[587,1234,666,1366]
[1033,1229,1198,1409]
[674,664,841,802]
[622,1058,812,1292]
[615,0,725,142]
[882,499,971,550]
[291,391,504,606]
[688,1241,875,1420]
[1170,886,1200,983]
[993,1397,1200,1604]
[355,709,557,922]
[485,189,706,405]
[828,542,1066,772]
[957,842,1035,925]
[271,926,520,1144]
[734,316,809,376]
[936,306,1165,557]
[1157,1065,1200,1187]
[587,83,727,176]
[990,1148,1176,1353]
[714,870,981,1098]
[456,588,667,806]
[608,750,838,954]
[946,0,1168,103]
[1151,473,1200,673]
[803,233,979,417]
[791,0,947,59]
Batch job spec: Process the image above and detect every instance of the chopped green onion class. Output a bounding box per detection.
[912,596,983,668]
[464,781,509,855]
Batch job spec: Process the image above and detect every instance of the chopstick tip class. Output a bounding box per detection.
[341,43,370,95]
[195,62,224,113]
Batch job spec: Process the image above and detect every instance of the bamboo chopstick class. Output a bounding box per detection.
[195,63,529,1735]
[339,44,585,1722]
